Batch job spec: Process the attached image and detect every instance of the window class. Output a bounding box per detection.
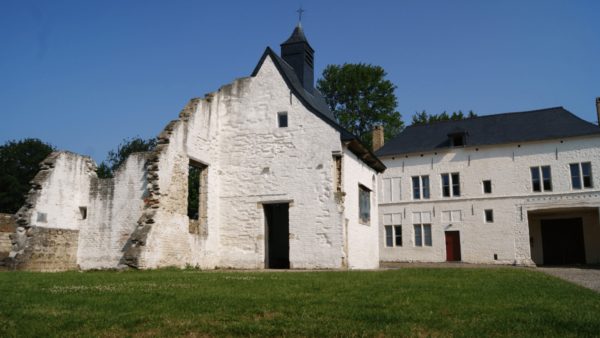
[412,212,432,247]
[482,180,492,194]
[385,226,393,247]
[412,175,430,200]
[383,213,402,247]
[531,166,552,192]
[570,162,593,189]
[441,173,460,197]
[451,135,464,147]
[359,184,371,224]
[188,160,208,234]
[79,207,87,220]
[277,111,288,128]
[414,224,432,247]
[381,177,401,203]
[484,209,494,223]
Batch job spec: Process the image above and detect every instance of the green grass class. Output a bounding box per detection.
[1,268,599,337]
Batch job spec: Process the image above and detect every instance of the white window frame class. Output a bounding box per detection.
[411,175,430,200]
[359,184,371,225]
[441,172,460,197]
[570,162,593,190]
[413,223,432,247]
[530,165,552,192]
[383,213,402,247]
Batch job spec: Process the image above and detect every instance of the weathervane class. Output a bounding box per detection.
[297,6,305,23]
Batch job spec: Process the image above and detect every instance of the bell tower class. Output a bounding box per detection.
[280,23,315,93]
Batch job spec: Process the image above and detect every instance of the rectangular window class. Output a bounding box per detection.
[383,213,402,247]
[423,224,432,246]
[531,166,552,192]
[385,226,393,247]
[414,223,432,247]
[414,224,422,247]
[441,173,460,197]
[412,176,430,200]
[412,176,421,199]
[570,163,581,189]
[582,162,593,188]
[394,225,402,246]
[359,185,371,224]
[451,173,460,196]
[571,162,593,189]
[188,160,208,234]
[277,111,288,128]
[485,209,494,223]
[483,180,492,194]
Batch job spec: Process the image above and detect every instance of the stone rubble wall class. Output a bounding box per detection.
[0,213,16,259]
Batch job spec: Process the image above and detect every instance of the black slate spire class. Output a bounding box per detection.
[281,23,314,93]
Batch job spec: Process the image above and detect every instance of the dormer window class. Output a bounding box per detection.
[451,134,465,147]
[447,128,467,147]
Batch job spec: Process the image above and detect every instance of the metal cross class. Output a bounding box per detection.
[297,7,305,22]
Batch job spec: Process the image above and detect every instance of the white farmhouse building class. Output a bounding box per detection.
[376,107,600,266]
[8,24,384,271]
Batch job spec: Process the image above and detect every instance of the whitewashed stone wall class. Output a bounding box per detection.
[134,55,378,269]
[77,153,148,269]
[343,148,380,269]
[379,135,600,265]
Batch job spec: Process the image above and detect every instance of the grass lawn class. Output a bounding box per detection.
[1,267,599,337]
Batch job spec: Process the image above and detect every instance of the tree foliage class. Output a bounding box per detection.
[411,110,477,125]
[0,138,54,213]
[317,63,403,148]
[97,137,157,178]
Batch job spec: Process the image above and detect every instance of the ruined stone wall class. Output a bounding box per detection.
[0,213,16,259]
[9,152,93,271]
[77,153,149,269]
[9,151,149,271]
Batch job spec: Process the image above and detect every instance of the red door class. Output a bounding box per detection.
[445,231,461,262]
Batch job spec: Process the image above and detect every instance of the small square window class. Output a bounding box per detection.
[484,209,494,223]
[79,206,87,220]
[278,112,288,128]
[483,180,492,194]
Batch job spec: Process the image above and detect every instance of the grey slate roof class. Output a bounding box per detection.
[281,24,313,49]
[251,47,386,172]
[376,107,600,157]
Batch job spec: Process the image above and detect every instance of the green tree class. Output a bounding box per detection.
[317,63,403,148]
[411,110,477,125]
[0,138,54,213]
[97,137,157,178]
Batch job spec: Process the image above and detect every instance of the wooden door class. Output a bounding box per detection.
[445,231,461,262]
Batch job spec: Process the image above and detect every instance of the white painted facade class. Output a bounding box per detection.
[10,48,381,271]
[378,135,600,265]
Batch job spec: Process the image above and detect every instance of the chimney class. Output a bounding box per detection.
[596,97,600,126]
[372,125,385,152]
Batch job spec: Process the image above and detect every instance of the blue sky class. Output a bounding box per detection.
[1,0,599,163]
